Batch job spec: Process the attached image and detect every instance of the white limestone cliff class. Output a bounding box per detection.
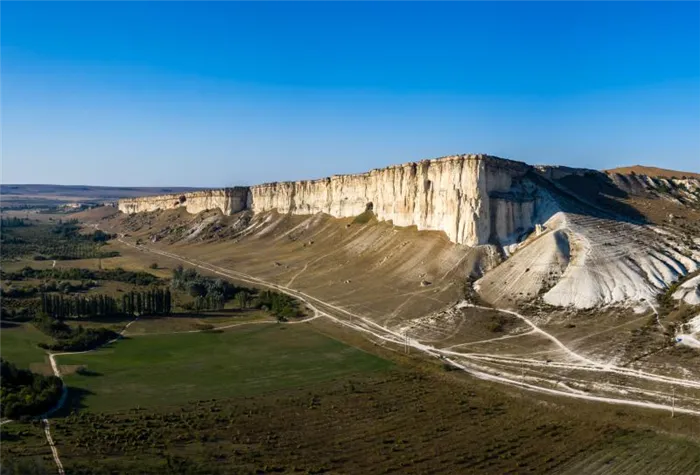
[118,155,544,247]
[118,188,250,216]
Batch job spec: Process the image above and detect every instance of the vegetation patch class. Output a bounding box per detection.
[0,359,62,419]
[1,219,118,261]
[2,266,160,286]
[171,265,302,319]
[352,209,375,225]
[34,315,119,353]
[0,420,54,474]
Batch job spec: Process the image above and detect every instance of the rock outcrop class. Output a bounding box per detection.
[118,188,250,216]
[118,154,547,247]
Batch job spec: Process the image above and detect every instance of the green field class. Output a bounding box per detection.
[0,323,51,370]
[58,323,392,412]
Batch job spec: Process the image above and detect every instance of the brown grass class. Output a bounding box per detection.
[606,165,700,180]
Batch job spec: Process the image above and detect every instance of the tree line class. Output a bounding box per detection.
[40,288,172,319]
[3,266,160,286]
[0,217,31,228]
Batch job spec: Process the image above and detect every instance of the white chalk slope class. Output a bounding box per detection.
[477,210,700,309]
[673,274,700,305]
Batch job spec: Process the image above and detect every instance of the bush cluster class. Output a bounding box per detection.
[170,266,302,319]
[0,358,63,419]
[34,314,120,352]
[255,290,300,321]
[170,266,238,301]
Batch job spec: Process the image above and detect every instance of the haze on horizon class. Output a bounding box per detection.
[2,2,699,188]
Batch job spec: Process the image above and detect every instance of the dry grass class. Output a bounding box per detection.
[606,165,700,180]
[97,209,484,329]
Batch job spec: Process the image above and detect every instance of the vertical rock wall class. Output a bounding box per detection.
[249,155,537,246]
[118,155,540,247]
[118,188,249,216]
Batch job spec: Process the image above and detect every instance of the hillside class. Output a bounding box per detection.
[16,153,698,473]
[113,154,700,310]
[606,165,700,180]
[82,162,700,424]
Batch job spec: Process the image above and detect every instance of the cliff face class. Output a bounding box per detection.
[250,155,538,246]
[118,155,543,247]
[118,188,249,216]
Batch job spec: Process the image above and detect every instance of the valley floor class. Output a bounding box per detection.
[3,209,700,474]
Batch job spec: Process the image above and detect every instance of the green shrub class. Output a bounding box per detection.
[0,358,63,418]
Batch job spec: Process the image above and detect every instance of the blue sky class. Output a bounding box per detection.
[2,2,699,187]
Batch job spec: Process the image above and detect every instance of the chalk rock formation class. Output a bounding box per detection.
[118,188,250,216]
[119,155,545,247]
[674,275,700,305]
[607,173,700,205]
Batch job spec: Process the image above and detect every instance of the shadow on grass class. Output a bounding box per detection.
[53,387,96,418]
[165,309,252,319]
[75,368,103,377]
[66,314,134,325]
[0,430,21,442]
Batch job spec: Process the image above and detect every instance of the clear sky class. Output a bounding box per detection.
[2,2,699,187]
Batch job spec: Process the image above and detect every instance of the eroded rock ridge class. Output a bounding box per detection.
[118,154,548,247]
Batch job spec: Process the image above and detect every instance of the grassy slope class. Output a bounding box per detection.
[0,323,51,370]
[605,165,700,179]
[57,323,392,412]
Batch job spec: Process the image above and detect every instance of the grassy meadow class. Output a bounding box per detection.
[57,323,393,413]
[0,322,52,372]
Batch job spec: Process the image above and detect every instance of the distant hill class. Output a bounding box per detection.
[605,166,700,180]
[0,184,208,208]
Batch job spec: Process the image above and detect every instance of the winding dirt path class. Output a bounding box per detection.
[444,330,536,350]
[39,317,138,474]
[41,419,65,475]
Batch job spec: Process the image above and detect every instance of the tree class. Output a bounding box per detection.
[235,291,248,310]
[194,296,205,313]
[164,288,172,314]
